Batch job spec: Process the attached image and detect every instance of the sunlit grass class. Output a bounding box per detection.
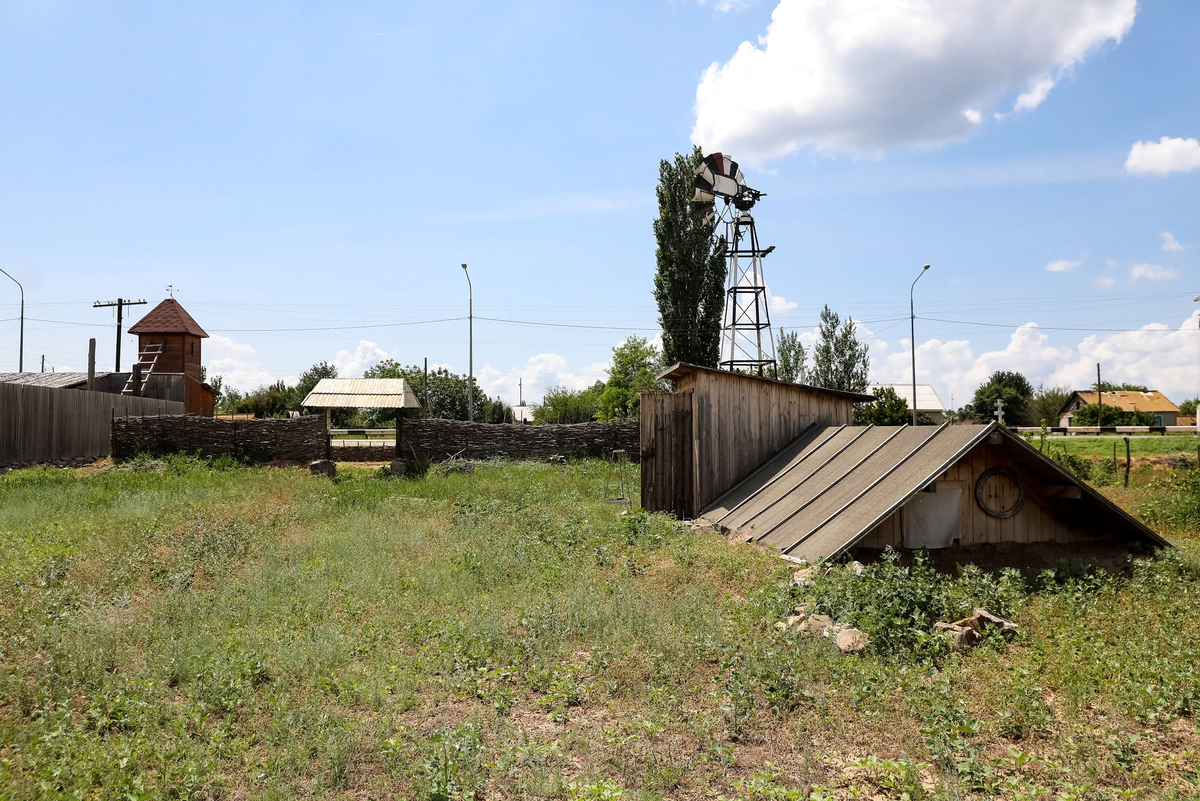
[1,457,1198,799]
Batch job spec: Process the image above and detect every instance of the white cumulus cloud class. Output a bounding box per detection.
[1045,257,1083,273]
[963,108,982,125]
[333,340,392,376]
[1161,231,1184,252]
[1125,137,1200,175]
[867,313,1200,413]
[1014,76,1056,111]
[476,352,609,406]
[205,334,295,392]
[1130,262,1179,281]
[692,0,1136,161]
[1094,275,1116,288]
[769,291,798,311]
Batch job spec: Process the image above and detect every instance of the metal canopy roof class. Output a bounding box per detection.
[703,422,1165,563]
[301,378,421,409]
[0,372,109,389]
[872,384,946,412]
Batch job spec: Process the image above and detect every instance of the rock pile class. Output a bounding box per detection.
[776,605,870,655]
[933,609,1018,651]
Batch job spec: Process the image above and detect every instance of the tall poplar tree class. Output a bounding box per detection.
[653,146,727,367]
[809,305,870,394]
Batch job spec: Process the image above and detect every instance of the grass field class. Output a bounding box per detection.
[2,456,1200,800]
[1026,434,1198,459]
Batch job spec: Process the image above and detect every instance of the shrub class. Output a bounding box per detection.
[1139,470,1200,532]
[806,551,1026,658]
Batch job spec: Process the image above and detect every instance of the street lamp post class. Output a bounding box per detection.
[462,263,473,422]
[910,265,930,427]
[0,267,24,372]
[1194,294,1199,436]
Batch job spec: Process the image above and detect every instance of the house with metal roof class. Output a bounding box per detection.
[872,383,946,422]
[1057,390,1180,427]
[641,365,1166,569]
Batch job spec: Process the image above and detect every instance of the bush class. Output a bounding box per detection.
[1139,470,1200,531]
[1044,441,1091,482]
[805,551,1026,658]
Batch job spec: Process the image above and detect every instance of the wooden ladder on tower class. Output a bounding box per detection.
[122,342,164,395]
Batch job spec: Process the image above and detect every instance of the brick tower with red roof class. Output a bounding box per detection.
[127,297,215,415]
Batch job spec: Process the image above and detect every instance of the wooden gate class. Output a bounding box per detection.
[640,390,694,519]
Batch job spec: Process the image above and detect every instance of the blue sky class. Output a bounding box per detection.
[0,0,1197,409]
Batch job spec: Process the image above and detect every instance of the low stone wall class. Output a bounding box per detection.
[112,414,327,463]
[398,418,639,463]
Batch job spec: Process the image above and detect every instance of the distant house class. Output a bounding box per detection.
[872,383,946,423]
[511,405,535,425]
[1057,390,1179,427]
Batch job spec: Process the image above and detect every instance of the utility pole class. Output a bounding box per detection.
[93,297,146,372]
[909,264,930,426]
[519,377,523,406]
[1096,363,1102,430]
[0,267,23,372]
[424,357,429,417]
[461,264,473,422]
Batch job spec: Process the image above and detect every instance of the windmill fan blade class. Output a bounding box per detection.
[694,151,749,200]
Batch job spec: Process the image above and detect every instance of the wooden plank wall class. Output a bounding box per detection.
[640,390,693,518]
[859,441,1103,549]
[0,383,183,465]
[683,371,854,512]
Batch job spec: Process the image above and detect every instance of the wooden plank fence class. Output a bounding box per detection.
[0,382,183,466]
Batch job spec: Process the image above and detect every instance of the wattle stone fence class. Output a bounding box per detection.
[111,415,328,463]
[397,418,639,463]
[111,414,639,465]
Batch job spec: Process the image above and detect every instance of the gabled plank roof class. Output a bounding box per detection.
[703,422,1166,563]
[301,378,421,409]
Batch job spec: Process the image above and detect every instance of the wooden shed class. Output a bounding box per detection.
[640,363,874,519]
[703,422,1166,566]
[126,298,216,416]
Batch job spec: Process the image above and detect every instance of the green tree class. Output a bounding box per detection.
[855,387,910,425]
[296,361,338,402]
[1071,403,1156,426]
[970,371,1035,427]
[1179,397,1198,418]
[1029,384,1071,427]
[776,329,807,383]
[362,360,489,422]
[809,306,870,394]
[653,146,727,368]
[597,336,663,419]
[1100,381,1149,391]
[234,380,297,418]
[484,395,514,424]
[534,382,605,424]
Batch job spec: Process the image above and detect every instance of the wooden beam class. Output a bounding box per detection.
[1041,485,1082,499]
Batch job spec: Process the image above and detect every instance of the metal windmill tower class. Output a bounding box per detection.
[692,153,777,376]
